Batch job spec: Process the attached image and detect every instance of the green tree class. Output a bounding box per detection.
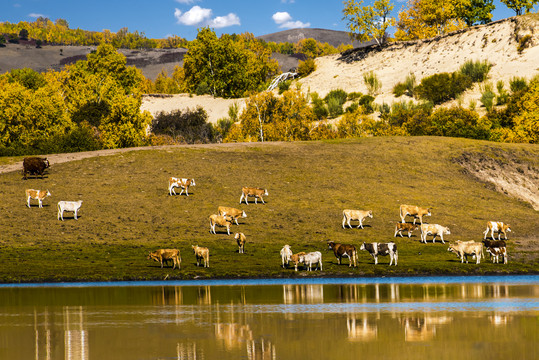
[501,0,539,15]
[19,28,29,40]
[183,28,277,98]
[342,0,395,46]
[457,0,495,26]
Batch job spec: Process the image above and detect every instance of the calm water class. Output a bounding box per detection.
[0,276,537,360]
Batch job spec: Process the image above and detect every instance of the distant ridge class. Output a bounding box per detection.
[257,28,363,48]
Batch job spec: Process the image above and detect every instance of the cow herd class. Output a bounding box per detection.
[21,157,512,273]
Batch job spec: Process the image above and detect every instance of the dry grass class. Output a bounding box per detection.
[0,137,537,282]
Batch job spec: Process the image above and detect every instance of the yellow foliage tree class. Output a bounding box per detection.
[395,0,468,41]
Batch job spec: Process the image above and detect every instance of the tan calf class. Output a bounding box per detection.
[400,205,431,224]
[234,232,246,253]
[192,245,209,267]
[239,187,268,205]
[342,209,373,229]
[147,249,181,270]
[218,206,247,225]
[209,214,232,235]
[483,221,511,240]
[290,252,306,271]
[26,189,51,208]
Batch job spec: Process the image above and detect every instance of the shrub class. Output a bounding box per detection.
[358,95,375,114]
[459,60,491,83]
[363,71,381,96]
[416,72,472,105]
[297,58,316,77]
[480,82,495,112]
[427,107,491,139]
[327,96,344,118]
[310,92,328,119]
[195,81,210,96]
[278,80,291,94]
[347,92,363,101]
[404,73,416,97]
[393,82,407,97]
[517,34,532,54]
[496,80,509,105]
[345,102,359,113]
[324,89,348,105]
[151,107,216,144]
[215,118,233,140]
[509,77,528,94]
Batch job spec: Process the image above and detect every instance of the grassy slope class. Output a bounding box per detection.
[0,137,537,282]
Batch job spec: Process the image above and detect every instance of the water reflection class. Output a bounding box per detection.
[0,277,537,359]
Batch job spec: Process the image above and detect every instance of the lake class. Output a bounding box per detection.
[0,276,537,359]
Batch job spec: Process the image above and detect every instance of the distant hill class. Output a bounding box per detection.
[257,28,363,48]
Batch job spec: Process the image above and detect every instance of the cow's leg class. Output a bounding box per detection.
[319,259,323,271]
[235,218,239,225]
[254,197,258,204]
[343,216,347,229]
[432,234,437,243]
[38,199,43,208]
[483,228,488,239]
[226,226,230,236]
[394,228,398,237]
[27,197,31,208]
[260,197,265,204]
[359,219,364,229]
[408,231,412,238]
[374,255,378,265]
[440,234,445,244]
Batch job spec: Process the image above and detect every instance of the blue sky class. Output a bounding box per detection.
[3,0,524,41]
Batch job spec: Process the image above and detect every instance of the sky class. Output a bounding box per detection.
[3,0,525,41]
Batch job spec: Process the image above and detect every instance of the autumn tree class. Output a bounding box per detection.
[501,0,539,15]
[342,0,396,46]
[395,0,468,40]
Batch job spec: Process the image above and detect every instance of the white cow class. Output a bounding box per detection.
[302,251,323,271]
[57,200,83,221]
[168,177,196,196]
[280,245,293,268]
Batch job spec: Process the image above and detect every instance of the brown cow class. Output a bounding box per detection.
[26,189,51,208]
[327,241,357,267]
[23,157,50,180]
[209,214,232,235]
[147,249,181,270]
[234,232,246,253]
[394,223,419,238]
[218,206,247,225]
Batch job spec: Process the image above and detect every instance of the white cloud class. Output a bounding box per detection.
[174,6,212,26]
[28,13,47,18]
[281,0,295,3]
[272,12,292,25]
[175,6,240,28]
[175,0,196,4]
[272,11,310,29]
[210,13,240,28]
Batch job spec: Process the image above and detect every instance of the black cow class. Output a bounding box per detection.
[359,242,398,266]
[23,157,50,180]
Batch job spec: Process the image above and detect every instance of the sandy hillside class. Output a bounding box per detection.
[141,15,539,122]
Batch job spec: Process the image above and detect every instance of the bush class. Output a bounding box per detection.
[195,81,210,96]
[310,92,328,119]
[297,58,316,77]
[358,95,375,114]
[324,89,348,105]
[327,96,344,118]
[278,80,291,94]
[509,77,528,94]
[459,60,491,83]
[151,107,216,144]
[427,107,491,139]
[347,92,363,101]
[496,80,509,105]
[393,82,407,97]
[517,35,532,54]
[363,71,381,96]
[416,72,472,105]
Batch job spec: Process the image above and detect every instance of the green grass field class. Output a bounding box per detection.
[0,137,537,282]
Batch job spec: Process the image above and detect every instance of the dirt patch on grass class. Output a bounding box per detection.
[455,148,539,211]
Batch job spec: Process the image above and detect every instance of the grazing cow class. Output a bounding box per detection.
[327,241,357,267]
[218,206,247,225]
[234,232,246,253]
[447,241,483,264]
[342,210,373,229]
[192,245,209,267]
[420,224,451,244]
[482,240,506,259]
[360,242,398,266]
[147,249,181,270]
[209,214,232,235]
[486,247,508,264]
[26,189,51,208]
[22,157,50,180]
[483,221,511,240]
[399,205,431,224]
[280,245,293,268]
[394,223,419,238]
[239,187,268,205]
[302,251,323,271]
[290,252,306,271]
[168,177,196,196]
[57,200,83,221]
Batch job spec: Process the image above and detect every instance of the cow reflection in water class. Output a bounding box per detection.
[176,342,204,360]
[489,313,513,326]
[215,323,253,349]
[283,284,324,304]
[346,314,378,342]
[403,315,453,342]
